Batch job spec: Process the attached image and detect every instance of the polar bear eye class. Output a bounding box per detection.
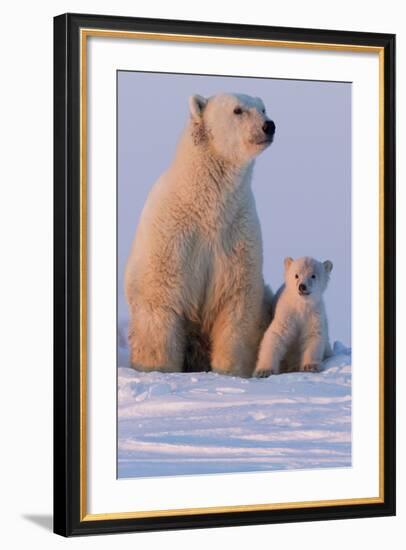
[295,274,299,279]
[311,274,316,279]
[233,107,243,115]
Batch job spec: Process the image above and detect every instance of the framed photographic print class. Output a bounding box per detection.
[53,13,396,536]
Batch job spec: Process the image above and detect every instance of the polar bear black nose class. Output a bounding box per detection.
[263,120,276,136]
[299,283,307,292]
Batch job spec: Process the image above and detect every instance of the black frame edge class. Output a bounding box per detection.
[383,33,396,517]
[70,503,395,537]
[53,13,69,537]
[53,13,396,537]
[59,11,395,46]
[54,12,84,537]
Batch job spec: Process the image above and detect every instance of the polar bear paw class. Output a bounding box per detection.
[300,363,321,373]
[254,367,273,378]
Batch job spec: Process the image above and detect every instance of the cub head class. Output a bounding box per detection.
[188,93,276,165]
[284,256,333,300]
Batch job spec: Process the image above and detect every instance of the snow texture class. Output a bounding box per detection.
[118,340,351,479]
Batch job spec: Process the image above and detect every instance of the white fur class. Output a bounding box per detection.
[125,93,274,376]
[254,256,333,377]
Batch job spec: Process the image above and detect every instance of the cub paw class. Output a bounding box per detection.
[254,368,274,378]
[254,368,273,378]
[300,363,320,373]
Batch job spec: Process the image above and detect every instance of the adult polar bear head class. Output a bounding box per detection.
[189,93,276,166]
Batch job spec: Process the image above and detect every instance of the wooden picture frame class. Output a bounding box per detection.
[54,12,395,536]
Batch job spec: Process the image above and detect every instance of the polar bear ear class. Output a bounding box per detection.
[189,95,208,119]
[323,260,333,273]
[284,257,294,270]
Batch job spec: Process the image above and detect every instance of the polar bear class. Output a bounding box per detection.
[254,256,333,377]
[125,93,276,376]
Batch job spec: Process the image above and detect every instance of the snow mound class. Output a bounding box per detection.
[118,342,351,478]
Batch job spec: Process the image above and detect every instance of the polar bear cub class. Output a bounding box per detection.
[254,256,333,377]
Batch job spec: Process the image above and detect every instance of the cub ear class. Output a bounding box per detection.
[284,257,294,270]
[189,94,208,119]
[323,260,333,273]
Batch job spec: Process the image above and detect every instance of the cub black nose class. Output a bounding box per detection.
[299,283,307,292]
[263,120,276,136]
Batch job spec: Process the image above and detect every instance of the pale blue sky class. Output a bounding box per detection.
[117,71,351,345]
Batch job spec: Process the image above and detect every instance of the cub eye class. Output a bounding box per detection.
[295,274,299,279]
[262,108,266,113]
[311,274,316,279]
[233,107,243,115]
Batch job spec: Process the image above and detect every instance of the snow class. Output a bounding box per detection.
[117,341,351,479]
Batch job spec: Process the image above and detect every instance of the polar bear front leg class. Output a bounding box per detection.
[128,303,185,373]
[210,305,260,378]
[254,329,288,377]
[300,335,324,373]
